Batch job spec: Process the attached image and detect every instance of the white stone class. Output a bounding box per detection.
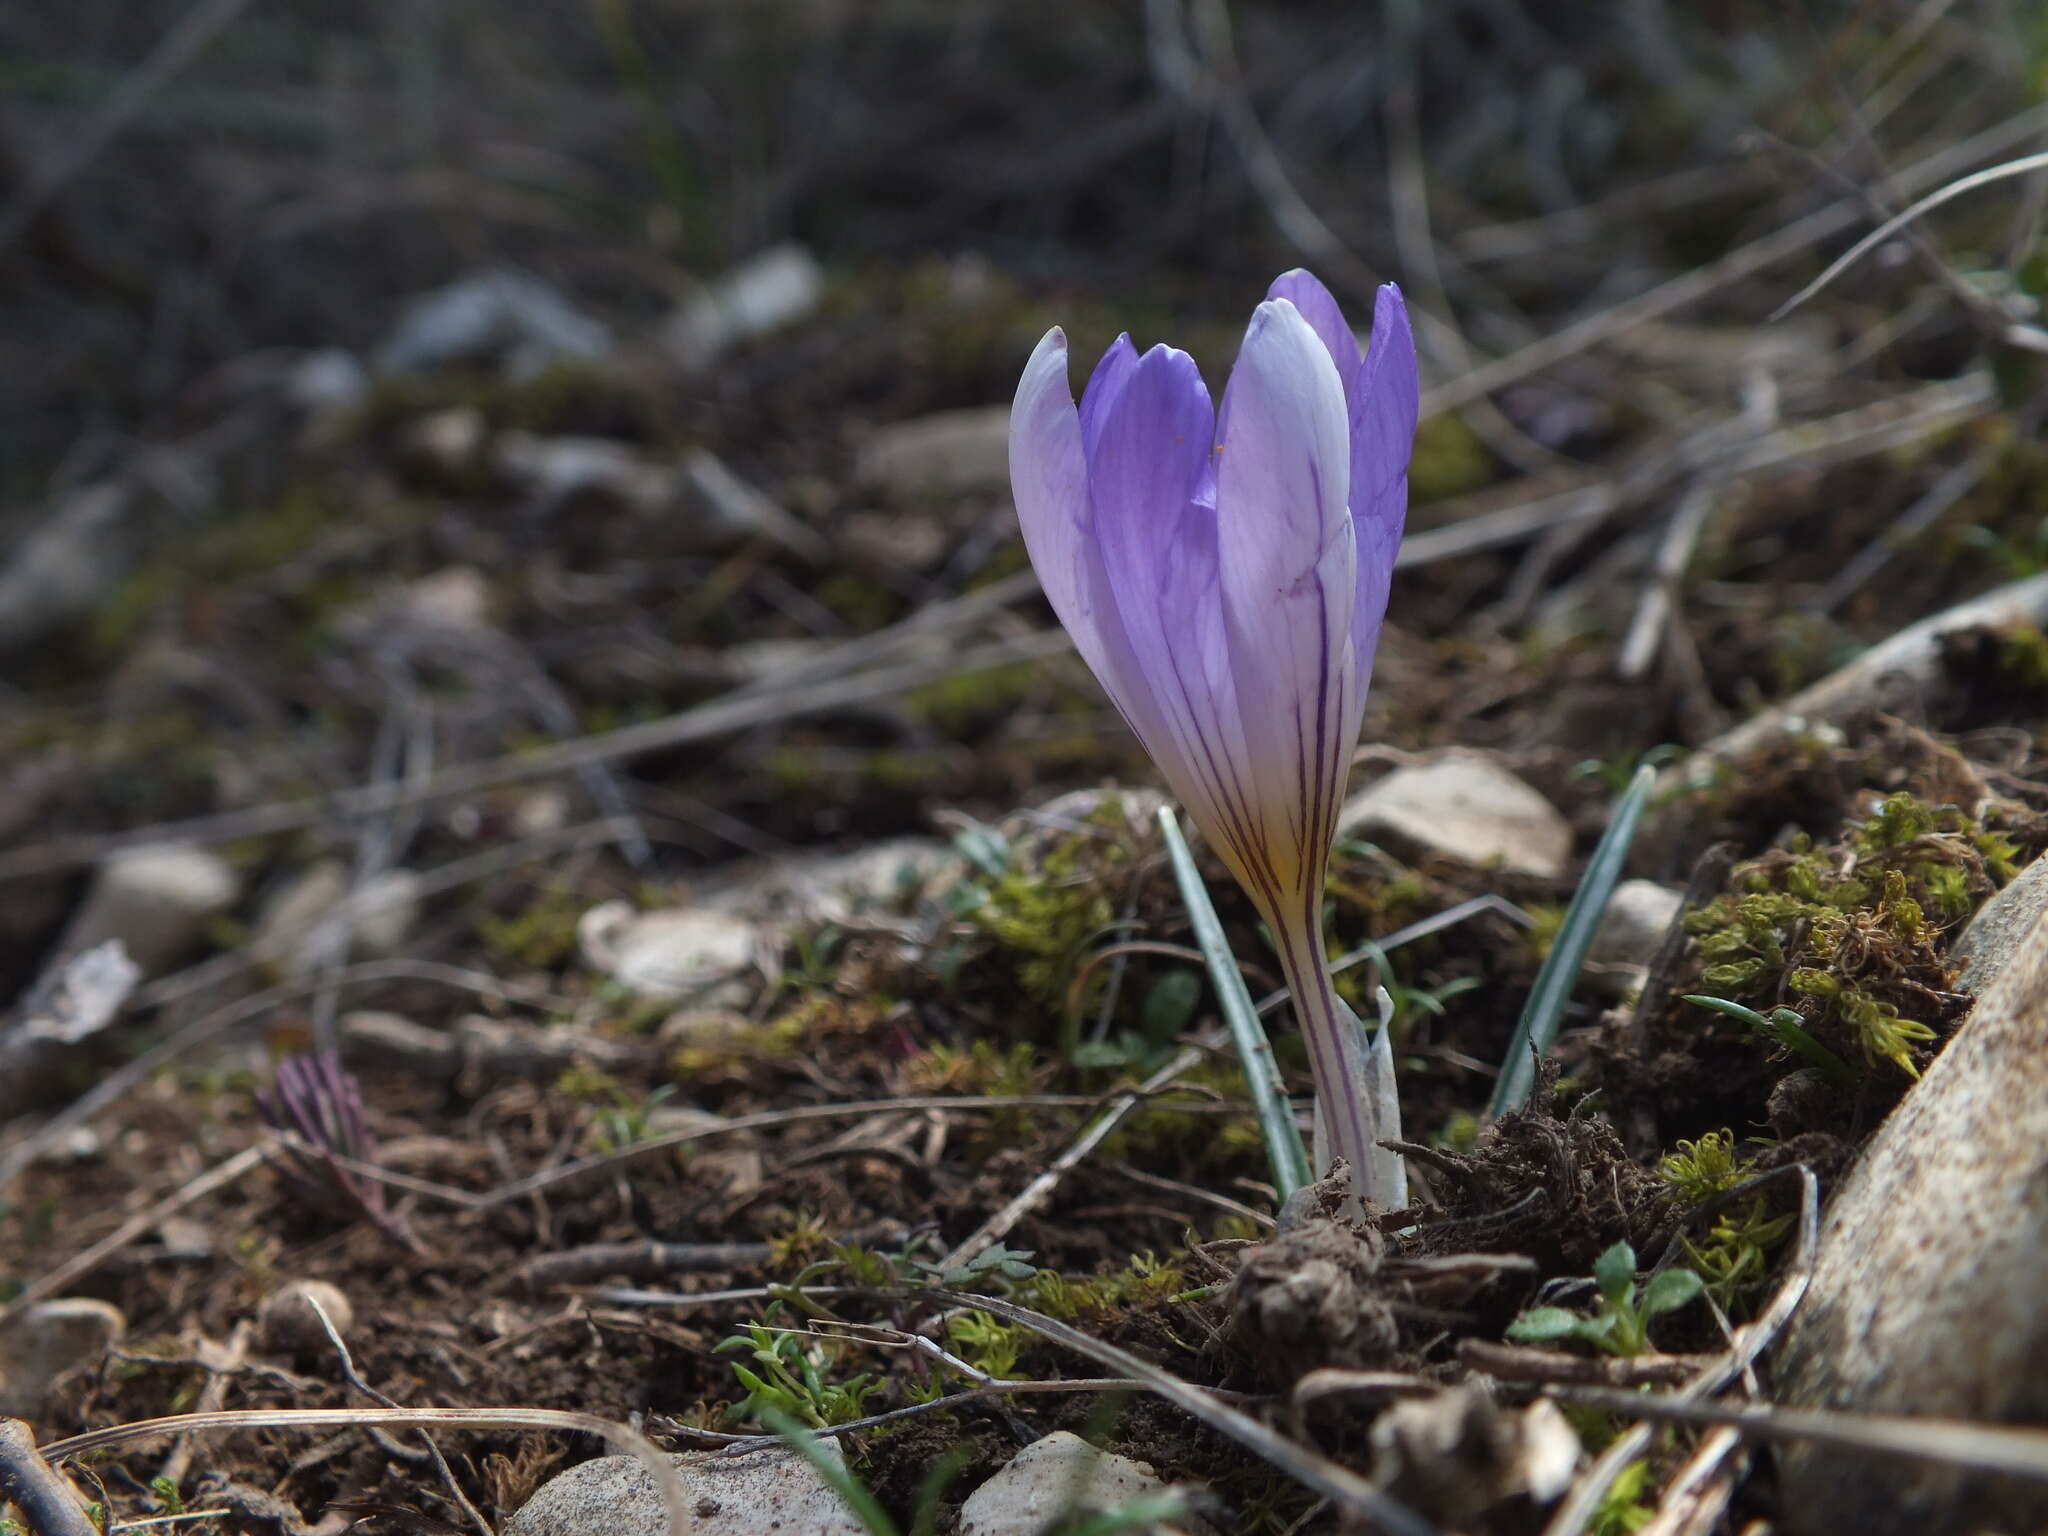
[402,407,488,478]
[578,902,759,1002]
[958,1432,1214,1536]
[722,838,966,933]
[377,268,611,379]
[58,843,240,977]
[0,482,135,651]
[253,863,422,973]
[1586,879,1685,972]
[15,941,141,1044]
[257,1280,353,1357]
[677,448,827,559]
[494,433,675,517]
[286,349,370,415]
[1338,756,1572,878]
[400,566,492,630]
[857,406,1011,497]
[0,1298,125,1416]
[506,1446,863,1536]
[662,244,824,369]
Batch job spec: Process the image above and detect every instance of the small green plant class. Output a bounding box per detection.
[1654,1132,1795,1311]
[961,822,1122,1011]
[1506,1242,1704,1356]
[1654,1130,1744,1203]
[912,1242,1039,1290]
[1680,996,1854,1085]
[1589,1458,1655,1536]
[716,1315,882,1430]
[554,1064,677,1152]
[1683,1201,1796,1311]
[945,1309,1029,1379]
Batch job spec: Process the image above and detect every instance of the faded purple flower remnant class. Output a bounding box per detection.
[1009,269,1417,1200]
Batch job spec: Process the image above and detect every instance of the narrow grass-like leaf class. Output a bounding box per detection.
[1681,994,1855,1086]
[1489,763,1656,1119]
[756,1405,900,1536]
[1156,807,1312,1197]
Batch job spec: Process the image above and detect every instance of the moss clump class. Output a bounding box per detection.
[906,660,1039,736]
[668,994,879,1081]
[1684,792,2018,1078]
[1408,412,1494,502]
[477,884,586,969]
[1015,1250,1194,1326]
[962,811,1128,1014]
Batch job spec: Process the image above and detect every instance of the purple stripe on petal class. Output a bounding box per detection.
[1212,299,1357,892]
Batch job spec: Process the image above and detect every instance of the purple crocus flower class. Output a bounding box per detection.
[1010,269,1417,1202]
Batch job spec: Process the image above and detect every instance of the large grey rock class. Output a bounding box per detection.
[0,1298,125,1416]
[506,1446,862,1536]
[58,844,240,977]
[857,406,1011,497]
[577,902,759,1003]
[1950,852,2048,998]
[1775,903,2048,1533]
[957,1432,1214,1536]
[662,244,824,369]
[1339,755,1572,879]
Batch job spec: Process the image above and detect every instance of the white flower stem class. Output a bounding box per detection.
[1269,912,1385,1208]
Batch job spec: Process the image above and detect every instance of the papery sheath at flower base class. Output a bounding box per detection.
[1009,268,1418,1211]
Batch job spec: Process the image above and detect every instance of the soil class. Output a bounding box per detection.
[10,164,2048,1536]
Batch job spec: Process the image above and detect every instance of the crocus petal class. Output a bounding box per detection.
[1082,345,1268,881]
[1213,297,1356,898]
[1265,268,1362,399]
[1347,285,1418,685]
[1008,329,1174,761]
[1078,333,1139,463]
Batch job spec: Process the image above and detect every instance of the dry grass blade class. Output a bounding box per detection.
[935,1041,1210,1272]
[902,1287,1441,1536]
[0,1145,271,1329]
[1552,1389,2048,1485]
[1773,147,2048,322]
[0,623,1065,883]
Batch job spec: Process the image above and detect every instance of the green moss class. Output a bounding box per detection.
[1683,792,2015,1078]
[1409,413,1494,502]
[906,660,1039,736]
[813,571,902,631]
[669,994,877,1080]
[478,884,586,969]
[965,815,1125,1014]
[1015,1250,1193,1325]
